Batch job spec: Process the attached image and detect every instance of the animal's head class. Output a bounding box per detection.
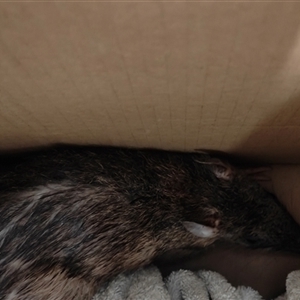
[182,155,300,253]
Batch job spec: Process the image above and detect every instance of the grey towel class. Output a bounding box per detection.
[93,265,297,300]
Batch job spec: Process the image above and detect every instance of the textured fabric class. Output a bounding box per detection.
[285,271,300,300]
[93,265,300,300]
[167,270,208,300]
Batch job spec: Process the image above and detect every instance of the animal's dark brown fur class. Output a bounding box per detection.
[0,145,300,299]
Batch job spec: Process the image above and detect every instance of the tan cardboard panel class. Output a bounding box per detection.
[1,2,300,162]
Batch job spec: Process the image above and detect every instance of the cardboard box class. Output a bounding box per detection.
[1,1,300,163]
[2,4,300,299]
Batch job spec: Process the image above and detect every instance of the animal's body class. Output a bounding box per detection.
[0,145,299,299]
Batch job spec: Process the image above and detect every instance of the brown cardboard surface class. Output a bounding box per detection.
[1,2,300,162]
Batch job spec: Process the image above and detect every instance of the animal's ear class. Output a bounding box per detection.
[195,158,234,181]
[183,222,218,238]
[210,160,233,180]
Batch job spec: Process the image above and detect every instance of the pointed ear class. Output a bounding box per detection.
[183,221,218,238]
[210,161,233,180]
[195,158,234,181]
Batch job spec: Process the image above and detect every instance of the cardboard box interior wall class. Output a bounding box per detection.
[1,2,300,163]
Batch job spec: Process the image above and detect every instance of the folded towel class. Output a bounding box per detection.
[93,266,300,300]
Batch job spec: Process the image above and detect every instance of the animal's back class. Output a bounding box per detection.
[0,145,196,192]
[0,146,206,299]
